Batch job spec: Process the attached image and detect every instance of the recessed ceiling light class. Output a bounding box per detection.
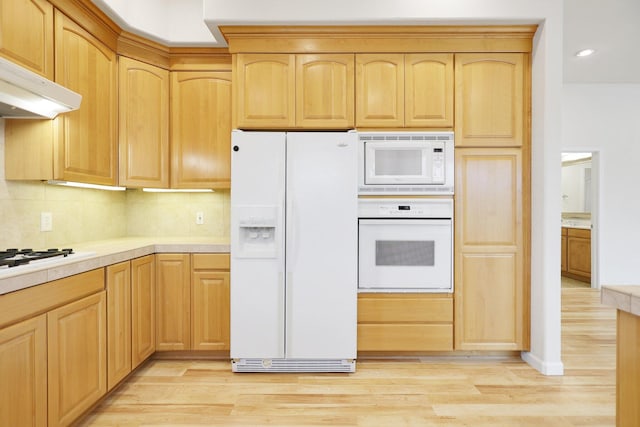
[575,49,595,57]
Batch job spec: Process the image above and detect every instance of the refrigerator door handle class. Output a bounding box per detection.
[286,193,299,269]
[279,271,286,353]
[285,271,293,357]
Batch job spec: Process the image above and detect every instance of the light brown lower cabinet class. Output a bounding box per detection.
[192,254,230,350]
[564,227,591,283]
[48,291,107,427]
[106,261,132,391]
[156,253,230,351]
[131,255,156,366]
[106,255,156,391]
[156,254,191,350]
[357,294,453,352]
[617,309,640,427]
[0,314,47,427]
[561,227,568,273]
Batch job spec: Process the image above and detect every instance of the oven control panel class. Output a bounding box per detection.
[358,198,453,219]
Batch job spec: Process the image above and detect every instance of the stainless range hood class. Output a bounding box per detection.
[0,56,82,119]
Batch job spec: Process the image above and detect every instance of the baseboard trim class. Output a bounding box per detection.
[521,351,564,375]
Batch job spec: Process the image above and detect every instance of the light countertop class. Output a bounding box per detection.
[601,285,640,316]
[561,220,591,230]
[0,237,230,296]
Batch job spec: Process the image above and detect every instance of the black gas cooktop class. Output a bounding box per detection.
[0,248,75,268]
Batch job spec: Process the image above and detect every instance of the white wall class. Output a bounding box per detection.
[563,84,640,284]
[204,0,566,375]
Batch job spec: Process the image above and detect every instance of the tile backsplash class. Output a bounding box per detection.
[125,189,229,239]
[0,119,229,248]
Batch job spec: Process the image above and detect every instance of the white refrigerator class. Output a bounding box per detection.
[230,131,357,373]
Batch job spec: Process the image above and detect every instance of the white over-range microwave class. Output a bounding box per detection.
[358,131,454,195]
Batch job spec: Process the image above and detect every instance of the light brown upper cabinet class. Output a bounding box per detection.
[4,9,117,185]
[455,53,525,147]
[234,53,355,129]
[295,54,354,128]
[54,10,117,185]
[356,54,404,127]
[356,53,453,128]
[119,57,170,188]
[405,53,453,127]
[0,0,54,79]
[171,71,232,189]
[235,54,296,128]
[454,148,527,351]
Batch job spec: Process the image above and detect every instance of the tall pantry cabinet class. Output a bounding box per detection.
[454,53,529,350]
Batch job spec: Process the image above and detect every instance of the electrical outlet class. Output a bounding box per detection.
[196,211,204,225]
[41,212,53,232]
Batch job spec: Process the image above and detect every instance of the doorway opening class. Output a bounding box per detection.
[560,151,599,289]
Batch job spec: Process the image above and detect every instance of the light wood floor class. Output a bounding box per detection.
[80,282,616,426]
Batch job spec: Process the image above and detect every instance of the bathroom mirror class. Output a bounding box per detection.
[561,153,592,213]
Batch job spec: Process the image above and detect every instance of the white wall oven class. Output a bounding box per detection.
[358,132,454,195]
[358,198,453,293]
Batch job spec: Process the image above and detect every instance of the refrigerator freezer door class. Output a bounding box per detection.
[230,131,286,359]
[285,132,358,359]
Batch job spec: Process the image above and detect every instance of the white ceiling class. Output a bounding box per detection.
[91,0,640,84]
[563,0,640,83]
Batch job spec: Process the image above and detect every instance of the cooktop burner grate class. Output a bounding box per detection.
[0,248,74,268]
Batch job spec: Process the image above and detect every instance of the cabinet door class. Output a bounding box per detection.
[235,53,295,128]
[455,53,524,147]
[106,261,131,391]
[295,54,354,128]
[156,254,191,350]
[0,0,53,78]
[0,315,47,427]
[171,71,232,189]
[561,232,568,273]
[405,53,453,127]
[119,57,169,188]
[131,255,155,367]
[355,53,404,127]
[192,270,230,350]
[48,292,106,427]
[54,11,117,185]
[455,148,526,350]
[567,230,591,278]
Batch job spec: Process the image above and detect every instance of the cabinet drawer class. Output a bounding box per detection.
[567,228,590,238]
[192,253,230,270]
[358,294,453,323]
[0,269,105,329]
[358,324,453,351]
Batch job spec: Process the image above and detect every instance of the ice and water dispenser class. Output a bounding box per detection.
[233,206,278,258]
